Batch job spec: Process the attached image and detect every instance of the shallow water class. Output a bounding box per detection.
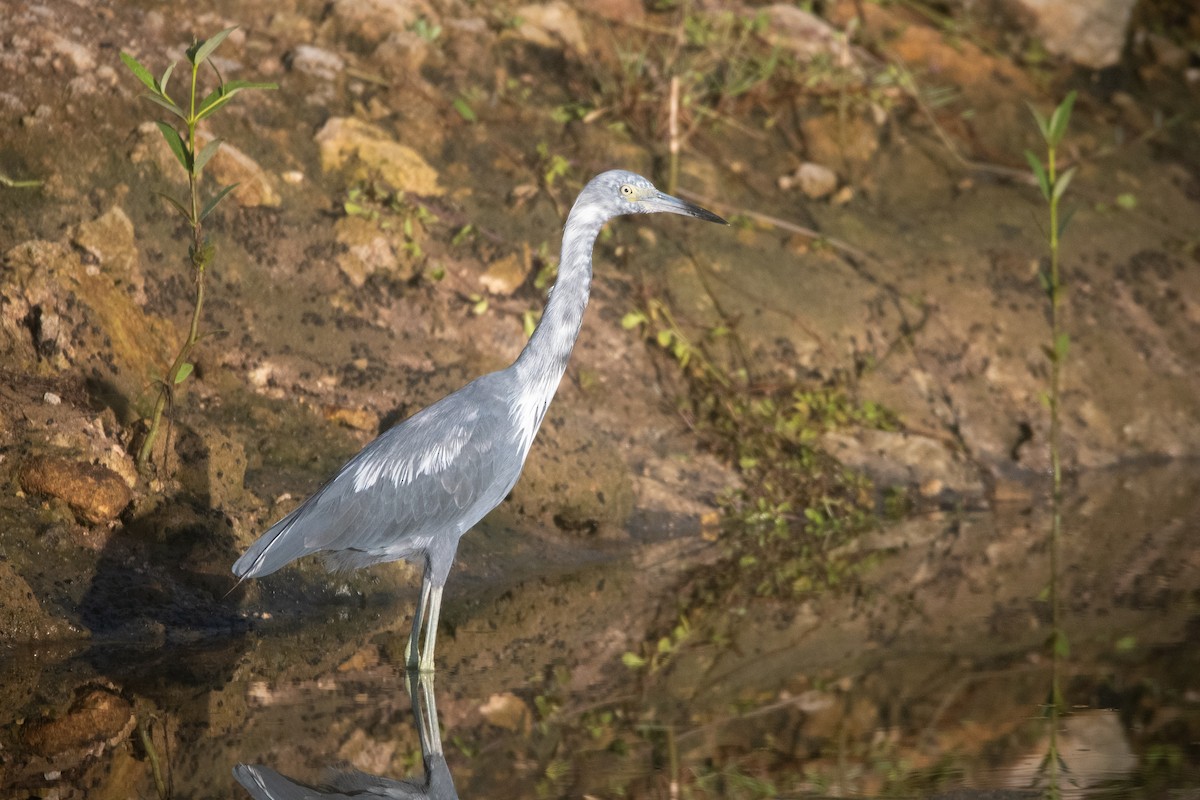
[3,463,1199,798]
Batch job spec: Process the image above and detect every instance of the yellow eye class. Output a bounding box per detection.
[620,184,636,199]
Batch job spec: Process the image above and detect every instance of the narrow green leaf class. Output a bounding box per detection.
[1055,332,1070,361]
[655,329,673,348]
[453,97,477,123]
[143,92,187,120]
[1115,192,1137,210]
[1052,165,1077,202]
[1053,629,1070,658]
[191,26,236,66]
[1023,150,1050,200]
[155,121,191,171]
[159,61,176,98]
[1058,205,1077,238]
[1048,90,1077,146]
[1025,101,1049,140]
[221,79,278,93]
[120,51,158,91]
[195,90,230,122]
[174,362,194,384]
[194,138,223,174]
[200,183,239,220]
[154,191,192,221]
[1037,270,1052,295]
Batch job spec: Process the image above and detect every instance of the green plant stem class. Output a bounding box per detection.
[136,60,210,473]
[1047,143,1062,501]
[1047,132,1068,800]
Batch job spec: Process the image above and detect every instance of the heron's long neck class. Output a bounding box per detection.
[511,208,604,437]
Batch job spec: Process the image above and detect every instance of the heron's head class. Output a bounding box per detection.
[576,170,727,226]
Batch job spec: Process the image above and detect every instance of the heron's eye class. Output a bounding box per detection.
[620,184,636,199]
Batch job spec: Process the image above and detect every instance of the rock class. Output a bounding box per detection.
[210,140,282,208]
[322,0,434,48]
[336,728,398,775]
[372,30,432,81]
[334,214,420,286]
[754,5,855,66]
[1014,0,1136,69]
[175,428,249,511]
[131,123,281,208]
[0,560,70,643]
[315,117,444,196]
[819,430,985,504]
[799,112,879,182]
[21,685,135,758]
[512,2,589,57]
[20,454,133,524]
[787,162,838,199]
[478,692,531,733]
[71,206,146,305]
[0,239,177,417]
[479,252,529,296]
[286,44,345,82]
[323,404,379,432]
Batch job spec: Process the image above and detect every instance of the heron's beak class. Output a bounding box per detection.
[646,191,728,224]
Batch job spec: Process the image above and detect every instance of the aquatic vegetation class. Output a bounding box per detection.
[121,28,275,474]
[624,299,891,598]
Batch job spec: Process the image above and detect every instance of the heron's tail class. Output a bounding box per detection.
[231,509,309,579]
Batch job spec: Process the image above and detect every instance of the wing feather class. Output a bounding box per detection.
[232,374,522,579]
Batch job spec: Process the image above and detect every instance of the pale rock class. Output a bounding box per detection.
[513,2,589,57]
[316,117,444,196]
[1014,0,1136,69]
[287,44,345,82]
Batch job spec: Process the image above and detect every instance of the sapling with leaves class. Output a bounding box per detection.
[120,28,275,474]
[1024,90,1076,799]
[1023,90,1075,502]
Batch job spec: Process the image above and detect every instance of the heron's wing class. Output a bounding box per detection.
[233,376,522,579]
[233,763,349,800]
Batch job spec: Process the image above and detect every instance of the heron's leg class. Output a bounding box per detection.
[417,583,443,673]
[405,577,432,670]
[413,672,442,755]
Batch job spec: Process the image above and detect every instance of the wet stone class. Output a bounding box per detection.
[479,252,529,296]
[0,560,69,644]
[20,454,132,524]
[781,162,838,200]
[20,685,135,759]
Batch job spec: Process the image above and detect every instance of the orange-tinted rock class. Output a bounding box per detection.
[20,455,132,524]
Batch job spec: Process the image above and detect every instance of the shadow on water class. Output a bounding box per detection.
[3,461,1200,797]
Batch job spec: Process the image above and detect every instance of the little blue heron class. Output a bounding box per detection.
[232,170,726,671]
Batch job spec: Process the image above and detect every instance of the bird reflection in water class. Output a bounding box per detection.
[233,673,456,800]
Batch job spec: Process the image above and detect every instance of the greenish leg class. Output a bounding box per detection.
[405,578,432,669]
[418,584,443,673]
